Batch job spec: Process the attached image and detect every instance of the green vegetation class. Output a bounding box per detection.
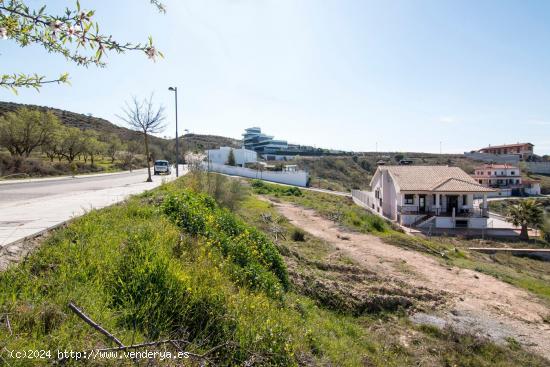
[292,153,479,192]
[0,106,150,178]
[505,199,546,240]
[251,179,303,197]
[252,180,389,233]
[252,180,550,304]
[0,102,241,179]
[291,228,306,242]
[489,197,550,216]
[489,198,550,245]
[1,173,547,365]
[296,156,374,191]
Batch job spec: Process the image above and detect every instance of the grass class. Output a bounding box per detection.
[251,180,550,305]
[226,176,549,366]
[251,180,391,234]
[0,173,548,366]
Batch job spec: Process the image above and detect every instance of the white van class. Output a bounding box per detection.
[153,160,171,175]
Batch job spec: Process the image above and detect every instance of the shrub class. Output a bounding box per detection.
[292,229,306,242]
[108,229,188,338]
[161,189,289,297]
[251,179,303,197]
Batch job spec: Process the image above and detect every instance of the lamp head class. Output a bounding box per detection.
[168,86,176,91]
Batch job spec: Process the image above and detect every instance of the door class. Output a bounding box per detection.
[418,195,426,213]
[447,195,458,214]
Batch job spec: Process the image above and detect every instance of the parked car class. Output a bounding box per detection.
[154,160,171,175]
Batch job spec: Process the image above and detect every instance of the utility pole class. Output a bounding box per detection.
[168,86,179,177]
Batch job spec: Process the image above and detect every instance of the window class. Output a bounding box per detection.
[404,194,414,205]
[511,171,515,175]
[479,180,483,184]
[463,195,467,205]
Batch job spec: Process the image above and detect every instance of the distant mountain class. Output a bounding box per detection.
[0,101,241,158]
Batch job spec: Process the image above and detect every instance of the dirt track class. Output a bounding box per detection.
[271,200,550,360]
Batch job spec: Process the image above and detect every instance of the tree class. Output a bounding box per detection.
[59,127,87,163]
[0,107,60,157]
[41,125,65,162]
[506,199,544,240]
[83,131,106,166]
[394,153,404,162]
[0,1,165,92]
[105,134,123,163]
[122,140,142,172]
[118,95,166,182]
[227,148,236,166]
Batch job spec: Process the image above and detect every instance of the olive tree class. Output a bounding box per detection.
[0,107,61,157]
[41,125,65,162]
[105,134,123,163]
[83,131,106,166]
[59,127,87,163]
[0,0,165,92]
[118,95,165,182]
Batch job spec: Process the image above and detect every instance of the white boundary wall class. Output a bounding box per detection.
[526,162,550,174]
[205,162,309,187]
[464,152,520,164]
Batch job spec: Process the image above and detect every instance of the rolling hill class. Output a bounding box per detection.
[0,101,241,158]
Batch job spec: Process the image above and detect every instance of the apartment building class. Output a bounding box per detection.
[478,143,534,161]
[472,164,541,196]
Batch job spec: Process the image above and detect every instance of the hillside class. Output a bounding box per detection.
[182,133,241,151]
[292,153,480,191]
[0,101,241,158]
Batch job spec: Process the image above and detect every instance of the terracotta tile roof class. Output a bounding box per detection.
[381,166,495,192]
[479,143,533,150]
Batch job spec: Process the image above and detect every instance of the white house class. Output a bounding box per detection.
[472,164,541,197]
[364,166,496,229]
[206,147,257,167]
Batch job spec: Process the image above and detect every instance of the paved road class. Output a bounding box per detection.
[0,167,186,248]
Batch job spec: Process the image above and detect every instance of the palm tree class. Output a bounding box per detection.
[506,199,544,240]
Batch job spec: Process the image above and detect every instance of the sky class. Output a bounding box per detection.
[2,0,550,154]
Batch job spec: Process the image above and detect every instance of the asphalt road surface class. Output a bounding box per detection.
[0,166,185,248]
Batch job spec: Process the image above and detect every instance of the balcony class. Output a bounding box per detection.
[397,205,487,218]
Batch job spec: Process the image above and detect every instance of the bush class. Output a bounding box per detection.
[161,189,289,297]
[108,229,189,338]
[292,229,306,242]
[251,179,303,197]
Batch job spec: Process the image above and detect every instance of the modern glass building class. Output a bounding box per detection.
[242,127,288,154]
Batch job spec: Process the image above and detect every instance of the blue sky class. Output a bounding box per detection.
[2,0,550,154]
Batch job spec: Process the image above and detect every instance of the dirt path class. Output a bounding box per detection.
[271,200,550,360]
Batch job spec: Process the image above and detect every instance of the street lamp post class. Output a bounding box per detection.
[168,86,179,177]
